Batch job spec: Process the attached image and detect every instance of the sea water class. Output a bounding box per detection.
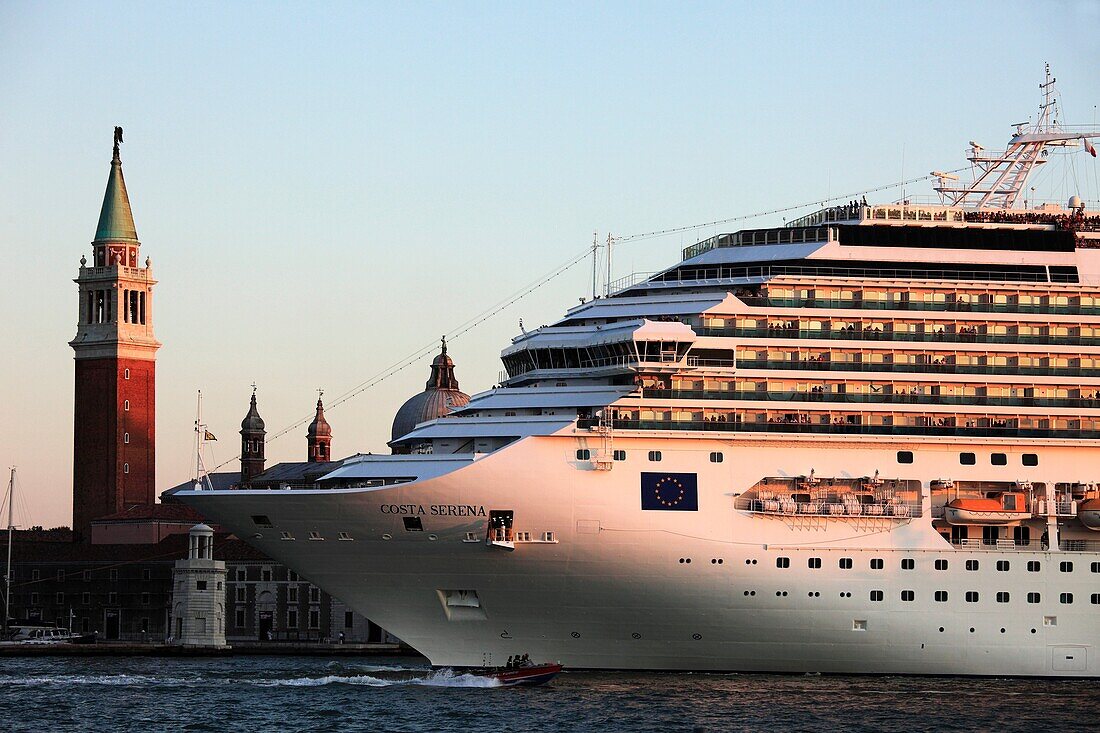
[1,655,1097,732]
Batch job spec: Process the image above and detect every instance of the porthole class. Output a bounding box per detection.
[870,558,884,570]
[966,560,979,571]
[969,627,976,633]
[613,450,627,461]
[571,632,580,638]
[1059,561,1074,573]
[709,451,723,463]
[991,453,1007,466]
[692,633,702,640]
[901,558,915,570]
[381,533,392,540]
[1000,628,1006,634]
[896,451,913,464]
[576,449,590,461]
[938,627,945,633]
[808,557,822,569]
[1022,453,1038,466]
[647,450,662,462]
[631,632,641,639]
[959,452,976,465]
[901,590,915,601]
[935,559,949,571]
[428,534,438,541]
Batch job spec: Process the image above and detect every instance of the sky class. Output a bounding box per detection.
[1,0,1098,527]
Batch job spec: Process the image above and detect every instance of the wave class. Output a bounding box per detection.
[248,669,500,688]
[0,674,194,687]
[0,668,499,689]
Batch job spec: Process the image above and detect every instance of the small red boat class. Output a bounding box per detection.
[485,662,563,687]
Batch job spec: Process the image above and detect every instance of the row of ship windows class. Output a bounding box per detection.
[574,449,1031,467]
[768,557,1097,573]
[575,449,723,463]
[897,451,1037,466]
[738,589,1098,605]
[279,531,354,541]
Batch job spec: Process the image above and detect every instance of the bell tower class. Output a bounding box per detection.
[70,128,161,542]
[307,393,332,463]
[239,387,266,484]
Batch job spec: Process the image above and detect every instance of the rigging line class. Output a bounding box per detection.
[615,168,971,243]
[209,244,594,472]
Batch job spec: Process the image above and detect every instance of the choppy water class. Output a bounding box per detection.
[1,655,1098,732]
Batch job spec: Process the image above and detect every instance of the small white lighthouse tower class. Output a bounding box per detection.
[170,524,228,649]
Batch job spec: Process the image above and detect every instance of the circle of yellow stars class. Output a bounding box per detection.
[654,476,685,507]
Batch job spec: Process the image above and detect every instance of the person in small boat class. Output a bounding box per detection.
[506,655,514,669]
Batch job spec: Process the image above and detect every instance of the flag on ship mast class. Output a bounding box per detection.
[1085,137,1097,158]
[204,430,217,441]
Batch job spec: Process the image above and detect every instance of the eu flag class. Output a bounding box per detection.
[641,472,699,511]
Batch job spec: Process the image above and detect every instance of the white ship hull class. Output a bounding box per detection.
[179,433,1099,676]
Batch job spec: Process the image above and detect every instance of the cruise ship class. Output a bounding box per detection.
[177,72,1100,676]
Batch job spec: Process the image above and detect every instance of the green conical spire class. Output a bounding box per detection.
[93,130,139,243]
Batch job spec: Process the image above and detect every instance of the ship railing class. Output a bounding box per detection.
[732,359,1100,379]
[741,297,1100,316]
[1060,539,1100,552]
[685,357,736,368]
[610,419,1100,440]
[700,326,1100,348]
[653,265,1082,285]
[947,538,1100,552]
[640,388,1100,410]
[735,496,921,519]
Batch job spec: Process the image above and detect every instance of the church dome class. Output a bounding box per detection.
[241,392,265,432]
[390,338,470,444]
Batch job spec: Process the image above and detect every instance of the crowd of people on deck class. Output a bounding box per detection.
[963,207,1100,231]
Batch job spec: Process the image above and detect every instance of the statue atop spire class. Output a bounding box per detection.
[113,126,124,162]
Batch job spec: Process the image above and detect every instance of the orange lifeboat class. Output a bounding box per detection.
[944,492,1030,525]
[1080,498,1100,531]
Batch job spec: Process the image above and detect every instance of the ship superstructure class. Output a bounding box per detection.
[176,73,1100,675]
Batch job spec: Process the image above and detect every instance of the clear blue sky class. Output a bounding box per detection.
[1,1,1098,527]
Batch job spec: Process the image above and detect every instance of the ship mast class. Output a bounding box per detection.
[193,391,214,491]
[934,64,1100,210]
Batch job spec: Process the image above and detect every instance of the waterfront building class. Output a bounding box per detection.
[169,524,228,648]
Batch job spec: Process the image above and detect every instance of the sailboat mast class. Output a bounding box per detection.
[3,467,14,636]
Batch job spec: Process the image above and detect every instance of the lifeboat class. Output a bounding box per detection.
[944,492,1030,525]
[1080,498,1100,531]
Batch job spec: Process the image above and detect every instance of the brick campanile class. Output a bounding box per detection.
[69,129,161,542]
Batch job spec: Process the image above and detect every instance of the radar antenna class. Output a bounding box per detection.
[934,64,1100,209]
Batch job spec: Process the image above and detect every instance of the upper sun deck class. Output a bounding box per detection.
[680,201,1100,263]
